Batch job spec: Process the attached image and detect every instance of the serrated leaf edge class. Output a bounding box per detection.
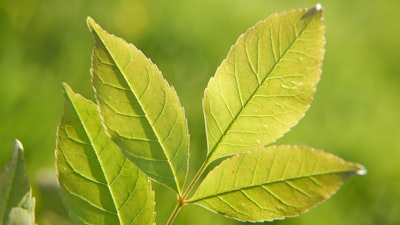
[87,17,190,194]
[188,145,365,222]
[203,5,326,164]
[56,83,156,225]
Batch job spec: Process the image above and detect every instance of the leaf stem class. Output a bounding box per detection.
[166,200,183,225]
[166,160,209,225]
[166,159,210,225]
[182,160,209,199]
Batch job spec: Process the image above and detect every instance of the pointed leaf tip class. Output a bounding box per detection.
[62,82,71,92]
[14,139,23,152]
[86,16,96,31]
[61,83,77,103]
[356,166,367,175]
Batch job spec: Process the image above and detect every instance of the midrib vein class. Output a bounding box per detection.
[207,14,317,161]
[69,94,123,223]
[189,169,353,202]
[95,31,180,192]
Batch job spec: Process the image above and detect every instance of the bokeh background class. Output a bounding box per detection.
[1,0,399,224]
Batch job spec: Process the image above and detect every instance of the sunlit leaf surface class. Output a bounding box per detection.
[203,6,325,163]
[56,84,155,225]
[88,17,189,193]
[189,145,366,222]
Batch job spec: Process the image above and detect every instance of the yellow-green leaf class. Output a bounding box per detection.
[203,6,325,163]
[0,140,35,225]
[87,17,189,193]
[189,145,366,222]
[56,84,155,225]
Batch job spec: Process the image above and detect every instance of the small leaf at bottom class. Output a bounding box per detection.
[0,140,35,225]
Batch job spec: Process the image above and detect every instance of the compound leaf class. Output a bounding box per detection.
[0,140,35,225]
[56,84,155,225]
[189,145,366,222]
[203,6,325,163]
[88,17,189,194]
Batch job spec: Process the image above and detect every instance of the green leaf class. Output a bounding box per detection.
[87,17,189,193]
[189,145,366,222]
[56,84,155,225]
[203,6,325,163]
[0,140,35,225]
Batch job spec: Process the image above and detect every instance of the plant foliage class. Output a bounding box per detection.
[0,4,367,225]
[0,140,35,225]
[55,4,366,225]
[56,84,155,225]
[189,145,363,222]
[203,6,324,164]
[88,17,189,194]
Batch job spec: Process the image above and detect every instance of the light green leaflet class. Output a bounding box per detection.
[56,84,155,225]
[203,6,325,163]
[189,145,366,222]
[88,17,189,194]
[0,140,35,225]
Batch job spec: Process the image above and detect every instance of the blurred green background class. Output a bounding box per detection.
[1,0,399,224]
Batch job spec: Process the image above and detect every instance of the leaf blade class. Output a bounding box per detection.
[203,6,325,163]
[56,84,155,225]
[189,145,365,222]
[0,140,35,225]
[87,17,189,193]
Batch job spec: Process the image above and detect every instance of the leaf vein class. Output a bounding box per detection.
[245,39,261,84]
[208,14,316,161]
[97,39,183,191]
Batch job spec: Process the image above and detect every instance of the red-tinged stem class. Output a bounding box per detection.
[166,159,210,225]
